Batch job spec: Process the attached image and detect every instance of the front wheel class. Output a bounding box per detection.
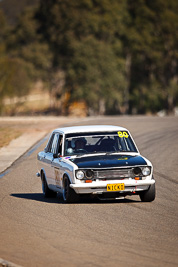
[63,176,79,203]
[42,174,57,198]
[139,182,156,202]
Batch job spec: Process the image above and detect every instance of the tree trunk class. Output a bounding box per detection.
[125,53,132,114]
[99,99,106,115]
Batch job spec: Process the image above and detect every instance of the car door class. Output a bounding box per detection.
[43,133,59,190]
[51,134,63,190]
[42,133,54,189]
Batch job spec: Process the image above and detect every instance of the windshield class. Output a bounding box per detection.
[64,131,138,156]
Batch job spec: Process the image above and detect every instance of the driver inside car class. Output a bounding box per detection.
[74,138,86,151]
[76,140,84,149]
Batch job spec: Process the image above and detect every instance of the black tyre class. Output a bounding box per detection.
[41,174,57,198]
[63,176,79,203]
[139,183,156,202]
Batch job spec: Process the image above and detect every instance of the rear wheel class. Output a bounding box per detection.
[41,173,57,198]
[139,182,156,202]
[63,176,79,203]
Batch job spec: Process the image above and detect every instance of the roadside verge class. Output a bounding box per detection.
[0,258,22,267]
[0,131,46,173]
[0,116,90,174]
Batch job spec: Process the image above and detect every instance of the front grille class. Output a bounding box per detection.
[93,168,132,180]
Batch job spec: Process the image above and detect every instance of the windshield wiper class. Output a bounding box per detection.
[75,151,106,157]
[70,150,136,157]
[105,151,120,155]
[105,150,135,155]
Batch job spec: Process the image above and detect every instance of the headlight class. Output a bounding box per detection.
[142,167,151,176]
[76,170,85,179]
[86,170,94,179]
[133,167,142,175]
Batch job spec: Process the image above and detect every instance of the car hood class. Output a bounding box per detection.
[69,154,147,169]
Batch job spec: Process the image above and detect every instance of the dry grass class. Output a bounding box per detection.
[0,127,23,148]
[0,116,76,149]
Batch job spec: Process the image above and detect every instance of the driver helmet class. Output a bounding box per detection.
[71,137,87,148]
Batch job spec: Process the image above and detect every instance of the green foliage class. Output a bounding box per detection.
[6,7,53,81]
[66,37,125,113]
[125,0,178,113]
[0,6,52,113]
[0,0,178,115]
[0,0,39,25]
[0,55,32,113]
[0,8,8,41]
[37,0,127,114]
[0,56,31,97]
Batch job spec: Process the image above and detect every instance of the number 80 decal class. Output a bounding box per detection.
[118,131,129,138]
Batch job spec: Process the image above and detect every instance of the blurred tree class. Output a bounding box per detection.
[0,6,52,114]
[126,0,178,114]
[153,0,178,113]
[0,8,8,41]
[0,0,39,25]
[1,0,177,115]
[0,55,32,114]
[37,0,128,115]
[66,37,125,115]
[6,7,53,81]
[0,8,7,112]
[0,57,31,98]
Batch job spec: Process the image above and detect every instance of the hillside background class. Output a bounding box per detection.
[0,0,178,116]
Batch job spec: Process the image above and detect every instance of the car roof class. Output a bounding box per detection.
[53,125,128,134]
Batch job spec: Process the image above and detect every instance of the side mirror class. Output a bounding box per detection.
[53,153,61,159]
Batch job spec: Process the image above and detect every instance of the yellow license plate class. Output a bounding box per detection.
[107,183,125,191]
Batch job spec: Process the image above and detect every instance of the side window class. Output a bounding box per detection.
[58,135,63,155]
[51,134,59,154]
[46,134,55,153]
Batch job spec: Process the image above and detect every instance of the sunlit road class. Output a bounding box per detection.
[0,116,178,267]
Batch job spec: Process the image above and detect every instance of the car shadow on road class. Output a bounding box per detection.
[11,193,61,204]
[10,193,140,204]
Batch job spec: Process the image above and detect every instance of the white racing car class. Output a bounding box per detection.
[36,125,156,203]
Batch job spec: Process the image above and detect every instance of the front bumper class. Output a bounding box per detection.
[70,179,155,194]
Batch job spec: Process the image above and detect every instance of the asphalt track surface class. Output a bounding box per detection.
[0,116,178,267]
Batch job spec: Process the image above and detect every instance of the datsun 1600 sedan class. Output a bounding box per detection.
[36,125,156,203]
